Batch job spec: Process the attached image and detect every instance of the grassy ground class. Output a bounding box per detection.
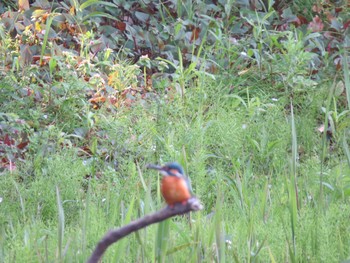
[1,2,350,261]
[1,70,350,262]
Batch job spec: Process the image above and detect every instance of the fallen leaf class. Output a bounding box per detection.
[116,21,126,31]
[89,96,106,104]
[17,141,29,150]
[18,0,30,11]
[308,15,324,32]
[69,6,75,15]
[296,15,308,25]
[190,27,201,42]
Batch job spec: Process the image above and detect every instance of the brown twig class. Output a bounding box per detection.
[87,197,203,263]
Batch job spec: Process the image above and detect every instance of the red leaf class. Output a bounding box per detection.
[1,158,16,171]
[308,15,324,32]
[32,55,51,66]
[297,15,308,25]
[116,21,126,31]
[344,20,350,30]
[4,134,15,146]
[190,27,201,43]
[17,141,29,150]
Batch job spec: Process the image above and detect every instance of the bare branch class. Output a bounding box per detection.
[87,197,203,263]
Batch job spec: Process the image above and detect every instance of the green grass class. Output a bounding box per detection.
[1,73,350,262]
[1,2,350,261]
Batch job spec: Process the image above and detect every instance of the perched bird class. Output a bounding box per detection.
[147,162,193,206]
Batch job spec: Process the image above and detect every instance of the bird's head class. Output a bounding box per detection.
[147,162,184,177]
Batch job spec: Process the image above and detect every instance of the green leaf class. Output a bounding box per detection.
[135,11,150,23]
[82,11,120,22]
[40,14,55,66]
[80,0,117,10]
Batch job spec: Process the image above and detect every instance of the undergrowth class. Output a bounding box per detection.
[1,0,350,262]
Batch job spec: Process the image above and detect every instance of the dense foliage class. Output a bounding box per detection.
[1,0,350,262]
[1,0,349,169]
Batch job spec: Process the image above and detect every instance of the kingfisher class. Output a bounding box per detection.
[147,162,193,206]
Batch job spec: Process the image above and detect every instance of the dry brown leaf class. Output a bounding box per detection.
[18,0,30,11]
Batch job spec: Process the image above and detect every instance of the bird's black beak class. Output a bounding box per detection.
[146,164,163,170]
[147,164,171,176]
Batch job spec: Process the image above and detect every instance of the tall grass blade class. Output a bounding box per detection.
[288,178,297,258]
[260,178,269,222]
[252,237,267,261]
[319,77,336,203]
[190,222,201,262]
[136,160,148,193]
[289,103,298,258]
[56,186,65,263]
[81,177,91,258]
[268,247,277,263]
[11,179,25,220]
[281,216,296,263]
[0,226,4,262]
[155,219,170,263]
[342,135,350,169]
[343,52,350,110]
[113,198,135,262]
[40,14,54,65]
[290,103,297,182]
[214,192,225,262]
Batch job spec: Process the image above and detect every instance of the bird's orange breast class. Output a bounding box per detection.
[161,176,191,205]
